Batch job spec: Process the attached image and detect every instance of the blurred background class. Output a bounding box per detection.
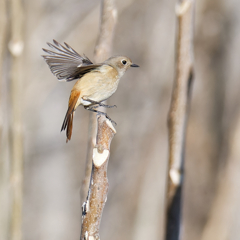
[1,0,240,240]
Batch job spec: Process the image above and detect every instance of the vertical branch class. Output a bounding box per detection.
[94,0,117,63]
[81,115,116,240]
[8,0,24,240]
[0,0,7,136]
[0,0,9,239]
[81,0,117,204]
[166,0,195,239]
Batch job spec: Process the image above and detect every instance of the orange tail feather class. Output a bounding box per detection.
[61,90,80,142]
[66,113,74,143]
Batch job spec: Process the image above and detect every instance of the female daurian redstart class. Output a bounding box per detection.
[42,40,139,142]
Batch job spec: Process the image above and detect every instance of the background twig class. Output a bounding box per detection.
[9,0,24,239]
[81,0,117,205]
[0,0,9,239]
[166,0,195,239]
[81,115,116,240]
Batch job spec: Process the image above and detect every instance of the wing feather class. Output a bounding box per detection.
[42,40,101,81]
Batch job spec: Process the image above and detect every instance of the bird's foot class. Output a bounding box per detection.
[96,112,117,125]
[98,103,117,108]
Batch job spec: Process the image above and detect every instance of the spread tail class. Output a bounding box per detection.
[61,90,80,142]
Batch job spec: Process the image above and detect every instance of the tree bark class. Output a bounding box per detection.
[81,115,116,240]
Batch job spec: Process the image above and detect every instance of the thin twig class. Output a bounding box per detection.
[81,0,117,205]
[166,0,195,239]
[8,0,24,240]
[81,115,116,240]
[0,0,9,239]
[94,0,117,63]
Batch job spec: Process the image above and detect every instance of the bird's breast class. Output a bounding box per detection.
[76,65,120,103]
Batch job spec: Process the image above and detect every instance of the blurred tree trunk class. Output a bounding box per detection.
[200,1,240,239]
[201,114,240,240]
[184,0,228,239]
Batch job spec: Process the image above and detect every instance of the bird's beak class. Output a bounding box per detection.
[131,63,139,67]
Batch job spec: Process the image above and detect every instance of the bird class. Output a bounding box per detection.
[42,40,139,142]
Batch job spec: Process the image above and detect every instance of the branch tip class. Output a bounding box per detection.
[92,148,109,167]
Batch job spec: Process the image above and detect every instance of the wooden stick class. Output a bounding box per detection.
[81,115,116,240]
[166,0,195,239]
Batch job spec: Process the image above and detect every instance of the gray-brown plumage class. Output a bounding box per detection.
[42,40,139,142]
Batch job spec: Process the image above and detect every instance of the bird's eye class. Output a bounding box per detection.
[122,60,127,65]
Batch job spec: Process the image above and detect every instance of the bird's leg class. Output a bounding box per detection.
[84,106,117,125]
[98,102,117,108]
[88,105,98,109]
[82,97,117,108]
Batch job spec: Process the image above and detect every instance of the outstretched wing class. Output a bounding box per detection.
[42,40,101,81]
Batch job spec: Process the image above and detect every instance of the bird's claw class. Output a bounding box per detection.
[107,117,117,126]
[96,112,117,125]
[98,103,117,108]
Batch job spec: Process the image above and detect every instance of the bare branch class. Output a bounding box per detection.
[81,0,117,205]
[0,1,9,239]
[166,0,195,239]
[94,0,117,63]
[81,115,116,240]
[8,0,24,240]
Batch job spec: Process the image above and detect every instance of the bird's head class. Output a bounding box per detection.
[104,56,139,77]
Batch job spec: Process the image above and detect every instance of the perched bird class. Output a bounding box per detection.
[42,40,139,142]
